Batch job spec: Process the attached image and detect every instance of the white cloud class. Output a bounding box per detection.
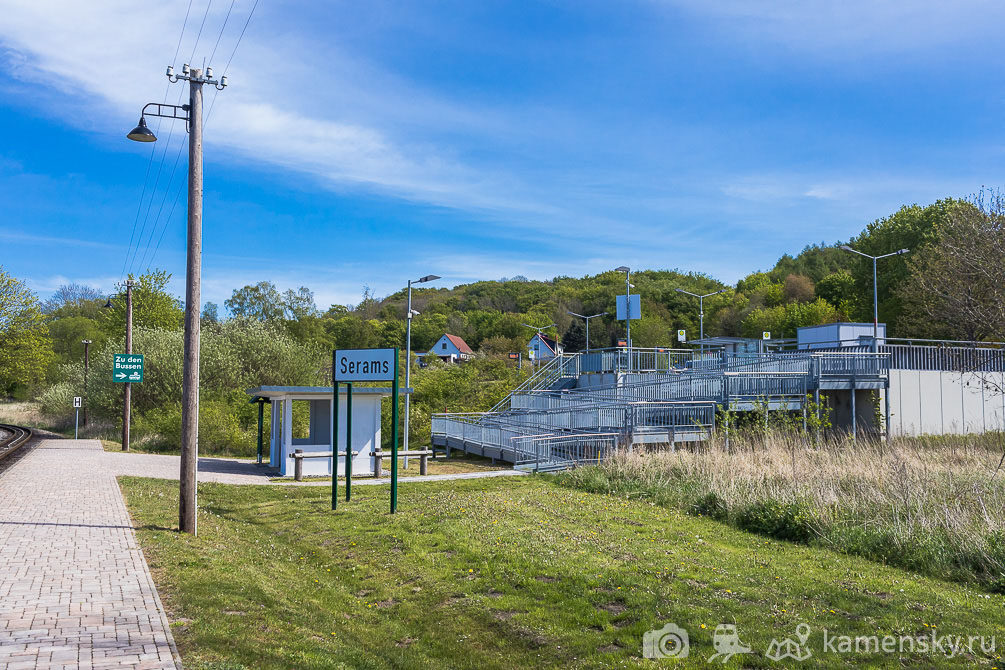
[0,0,559,222]
[664,0,1005,57]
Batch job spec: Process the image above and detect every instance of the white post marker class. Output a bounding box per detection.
[73,396,82,439]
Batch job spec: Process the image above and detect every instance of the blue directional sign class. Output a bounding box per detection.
[112,354,144,383]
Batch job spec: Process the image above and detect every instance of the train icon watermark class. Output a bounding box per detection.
[708,623,752,663]
[642,622,689,659]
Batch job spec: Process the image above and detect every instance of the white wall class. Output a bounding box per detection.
[888,369,1005,436]
[276,394,383,477]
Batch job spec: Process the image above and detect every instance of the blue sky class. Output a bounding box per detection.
[2,0,1003,310]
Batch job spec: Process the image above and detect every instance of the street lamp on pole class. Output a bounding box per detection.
[523,322,557,369]
[839,245,910,349]
[128,63,227,536]
[614,266,632,372]
[675,288,727,354]
[567,311,607,353]
[404,274,439,466]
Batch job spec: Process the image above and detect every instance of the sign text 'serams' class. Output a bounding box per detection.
[339,357,390,377]
[333,348,396,382]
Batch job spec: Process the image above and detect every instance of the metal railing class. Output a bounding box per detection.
[811,352,890,376]
[883,343,1005,372]
[512,433,620,471]
[432,347,904,470]
[431,398,715,467]
[577,348,694,373]
[488,353,580,412]
[723,372,808,400]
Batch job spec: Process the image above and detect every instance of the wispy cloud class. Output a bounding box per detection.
[662,0,1005,58]
[0,1,558,223]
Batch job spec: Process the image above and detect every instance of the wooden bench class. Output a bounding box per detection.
[370,449,435,477]
[289,449,358,481]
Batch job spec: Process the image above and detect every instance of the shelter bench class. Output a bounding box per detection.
[371,449,435,477]
[289,449,359,481]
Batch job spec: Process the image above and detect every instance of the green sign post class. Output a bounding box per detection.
[332,348,400,513]
[112,354,144,383]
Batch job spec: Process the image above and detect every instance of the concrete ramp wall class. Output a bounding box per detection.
[888,369,1005,436]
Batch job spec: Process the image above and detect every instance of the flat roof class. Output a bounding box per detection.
[798,322,884,331]
[247,385,412,398]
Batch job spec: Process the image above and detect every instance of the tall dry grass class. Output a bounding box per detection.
[559,431,1005,589]
[0,400,120,441]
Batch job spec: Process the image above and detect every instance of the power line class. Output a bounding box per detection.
[137,137,187,272]
[224,0,260,75]
[146,0,261,273]
[127,83,187,276]
[172,0,196,66]
[204,0,260,123]
[209,0,237,64]
[121,3,196,281]
[188,0,214,65]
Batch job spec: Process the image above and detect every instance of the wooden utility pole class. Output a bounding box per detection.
[81,339,91,426]
[179,68,204,535]
[129,62,225,535]
[122,280,133,451]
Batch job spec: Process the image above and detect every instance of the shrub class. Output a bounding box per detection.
[690,492,728,521]
[734,499,817,542]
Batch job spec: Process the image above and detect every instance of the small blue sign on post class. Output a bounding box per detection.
[112,354,144,383]
[616,294,641,321]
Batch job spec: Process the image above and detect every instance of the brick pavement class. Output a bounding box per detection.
[0,439,179,669]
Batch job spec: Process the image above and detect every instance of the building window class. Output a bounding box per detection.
[442,342,447,350]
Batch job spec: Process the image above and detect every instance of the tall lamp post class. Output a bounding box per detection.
[567,311,607,353]
[839,245,910,350]
[128,63,227,535]
[522,322,557,370]
[675,288,727,354]
[404,274,439,466]
[614,267,632,372]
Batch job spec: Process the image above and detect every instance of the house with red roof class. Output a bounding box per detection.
[428,333,475,363]
[528,333,564,362]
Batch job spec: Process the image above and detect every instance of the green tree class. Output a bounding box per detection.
[741,298,837,339]
[816,271,857,318]
[226,281,285,322]
[0,268,54,394]
[202,302,220,324]
[101,270,184,336]
[897,193,1005,341]
[847,200,958,332]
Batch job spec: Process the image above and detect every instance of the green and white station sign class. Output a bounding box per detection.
[113,354,144,383]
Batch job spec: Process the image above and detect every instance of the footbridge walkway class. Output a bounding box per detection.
[432,347,890,470]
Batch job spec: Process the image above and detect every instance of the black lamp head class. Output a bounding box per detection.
[127,117,157,142]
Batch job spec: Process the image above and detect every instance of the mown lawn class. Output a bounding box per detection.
[120,475,1005,669]
[269,453,509,482]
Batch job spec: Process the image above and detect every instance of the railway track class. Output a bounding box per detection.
[0,424,32,463]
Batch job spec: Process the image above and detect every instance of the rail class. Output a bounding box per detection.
[512,433,620,471]
[0,424,32,463]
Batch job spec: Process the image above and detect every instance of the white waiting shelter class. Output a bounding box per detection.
[246,386,402,478]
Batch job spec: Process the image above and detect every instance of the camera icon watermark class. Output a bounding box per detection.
[643,622,690,659]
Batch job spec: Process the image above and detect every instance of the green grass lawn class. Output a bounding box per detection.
[121,475,1005,669]
[268,453,509,482]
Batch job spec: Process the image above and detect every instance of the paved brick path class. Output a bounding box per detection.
[0,439,179,669]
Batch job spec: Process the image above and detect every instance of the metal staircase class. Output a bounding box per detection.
[431,347,890,470]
